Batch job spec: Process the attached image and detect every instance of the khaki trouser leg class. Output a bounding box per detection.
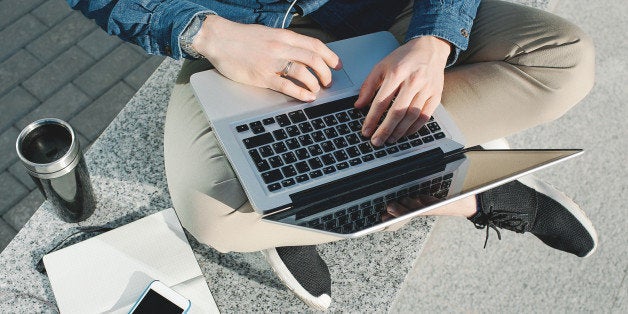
[164,1,594,253]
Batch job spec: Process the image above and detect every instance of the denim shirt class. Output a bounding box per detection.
[67,0,480,65]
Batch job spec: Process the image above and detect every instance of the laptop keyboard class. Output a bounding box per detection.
[236,95,447,193]
[299,172,454,234]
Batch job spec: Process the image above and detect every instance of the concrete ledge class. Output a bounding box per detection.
[0,0,556,311]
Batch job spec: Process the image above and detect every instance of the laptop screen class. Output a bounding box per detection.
[265,149,581,236]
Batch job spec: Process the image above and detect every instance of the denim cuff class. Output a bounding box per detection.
[405,9,474,67]
[149,1,215,60]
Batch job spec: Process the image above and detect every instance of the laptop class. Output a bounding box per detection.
[190,31,582,238]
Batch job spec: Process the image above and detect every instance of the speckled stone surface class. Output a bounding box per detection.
[0,1,553,311]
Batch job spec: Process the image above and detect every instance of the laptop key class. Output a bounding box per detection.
[346,134,361,145]
[444,173,454,180]
[348,121,362,132]
[281,165,297,177]
[282,178,296,187]
[282,152,297,164]
[262,169,283,183]
[323,166,336,174]
[410,139,422,147]
[418,126,430,136]
[295,148,310,160]
[361,154,375,162]
[399,143,411,150]
[336,124,351,135]
[375,150,387,158]
[323,115,338,126]
[248,149,263,162]
[288,110,307,123]
[295,161,310,173]
[262,117,275,125]
[427,122,441,132]
[311,131,326,142]
[298,121,313,133]
[349,158,362,166]
[285,138,300,150]
[336,112,350,123]
[358,142,373,154]
[249,121,265,134]
[348,205,359,213]
[286,125,300,137]
[408,132,420,140]
[259,145,273,157]
[324,127,338,139]
[243,132,273,149]
[276,114,291,126]
[272,142,287,154]
[308,157,323,169]
[307,144,323,156]
[296,174,309,183]
[423,135,434,143]
[269,156,283,168]
[322,214,334,222]
[236,124,249,132]
[346,146,360,158]
[336,162,349,170]
[312,118,326,130]
[434,132,445,139]
[309,169,323,178]
[272,129,288,141]
[333,150,348,161]
[321,154,335,165]
[321,141,334,152]
[267,183,281,192]
[255,160,270,172]
[348,108,363,119]
[333,137,348,149]
[298,134,313,146]
[386,146,399,154]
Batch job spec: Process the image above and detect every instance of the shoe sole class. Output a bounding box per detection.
[262,248,332,310]
[518,176,598,257]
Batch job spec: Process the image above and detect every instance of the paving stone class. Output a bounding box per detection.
[8,161,36,191]
[0,0,45,33]
[0,50,43,96]
[73,44,145,98]
[2,189,44,231]
[17,84,91,130]
[22,48,94,101]
[31,0,73,27]
[70,82,135,140]
[0,172,28,216]
[26,11,96,63]
[0,14,47,63]
[0,127,20,171]
[0,87,39,133]
[0,218,17,253]
[77,28,123,60]
[124,55,165,90]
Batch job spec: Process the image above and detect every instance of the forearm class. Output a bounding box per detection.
[407,0,481,66]
[66,0,213,59]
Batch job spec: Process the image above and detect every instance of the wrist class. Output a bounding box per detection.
[408,36,452,65]
[192,14,224,59]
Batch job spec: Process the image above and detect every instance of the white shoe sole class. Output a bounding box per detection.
[518,176,598,257]
[262,248,332,310]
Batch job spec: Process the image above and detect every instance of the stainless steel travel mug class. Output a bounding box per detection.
[16,118,95,222]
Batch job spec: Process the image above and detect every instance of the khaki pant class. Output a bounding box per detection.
[164,0,595,253]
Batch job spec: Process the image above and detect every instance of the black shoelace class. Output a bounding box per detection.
[473,208,529,248]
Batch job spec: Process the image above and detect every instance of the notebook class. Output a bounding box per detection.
[43,208,219,314]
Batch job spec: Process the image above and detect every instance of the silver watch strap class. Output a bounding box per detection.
[180,13,208,59]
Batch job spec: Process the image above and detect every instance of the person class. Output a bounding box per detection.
[69,0,597,310]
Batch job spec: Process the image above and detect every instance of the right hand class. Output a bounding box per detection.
[192,15,342,102]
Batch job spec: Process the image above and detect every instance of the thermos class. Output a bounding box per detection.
[16,118,95,222]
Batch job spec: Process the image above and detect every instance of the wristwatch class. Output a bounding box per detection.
[180,13,209,59]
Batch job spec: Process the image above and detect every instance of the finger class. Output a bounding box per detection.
[381,212,394,222]
[293,34,343,70]
[288,62,321,94]
[399,197,424,209]
[268,76,316,102]
[387,202,410,217]
[363,79,400,144]
[387,84,426,142]
[288,48,333,87]
[405,95,439,136]
[355,65,382,109]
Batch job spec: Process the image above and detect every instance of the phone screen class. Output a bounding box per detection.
[132,289,185,314]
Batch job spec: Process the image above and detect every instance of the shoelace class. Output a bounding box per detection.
[473,208,529,248]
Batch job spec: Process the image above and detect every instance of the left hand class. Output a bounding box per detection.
[354,36,451,146]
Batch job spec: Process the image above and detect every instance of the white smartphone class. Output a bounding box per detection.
[129,280,191,314]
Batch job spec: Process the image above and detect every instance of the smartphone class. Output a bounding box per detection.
[129,280,191,314]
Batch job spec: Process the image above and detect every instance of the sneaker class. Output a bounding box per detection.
[469,176,598,257]
[262,246,332,310]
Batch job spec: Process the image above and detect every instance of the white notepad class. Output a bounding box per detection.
[43,208,219,314]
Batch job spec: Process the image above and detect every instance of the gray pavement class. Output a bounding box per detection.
[392,0,628,312]
[0,0,164,250]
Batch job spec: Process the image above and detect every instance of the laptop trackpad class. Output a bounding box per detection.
[309,68,354,97]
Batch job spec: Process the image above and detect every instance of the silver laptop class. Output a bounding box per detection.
[190,31,582,238]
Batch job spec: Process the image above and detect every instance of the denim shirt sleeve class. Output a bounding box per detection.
[406,0,481,67]
[66,0,214,60]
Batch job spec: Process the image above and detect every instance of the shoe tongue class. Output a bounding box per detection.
[480,181,538,232]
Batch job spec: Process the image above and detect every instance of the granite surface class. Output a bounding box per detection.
[0,0,554,311]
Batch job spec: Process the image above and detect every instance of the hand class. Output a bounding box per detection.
[192,15,342,102]
[354,36,451,146]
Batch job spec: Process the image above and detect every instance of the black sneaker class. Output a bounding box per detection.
[262,245,332,310]
[469,176,598,257]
